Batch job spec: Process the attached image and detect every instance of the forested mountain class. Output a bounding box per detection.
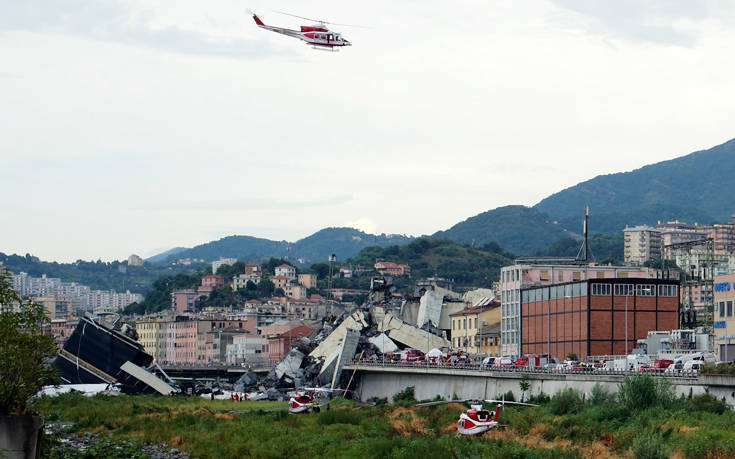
[153,227,413,266]
[432,205,576,255]
[348,238,514,287]
[531,233,624,264]
[534,137,735,233]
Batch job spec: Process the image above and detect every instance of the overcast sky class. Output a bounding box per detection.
[2,0,735,263]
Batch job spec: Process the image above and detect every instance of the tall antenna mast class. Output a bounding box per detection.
[576,206,590,262]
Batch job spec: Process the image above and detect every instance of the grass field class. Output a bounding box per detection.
[31,376,735,459]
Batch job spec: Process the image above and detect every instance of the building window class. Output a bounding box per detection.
[463,318,467,329]
[658,285,678,297]
[573,271,581,281]
[591,284,611,296]
[720,302,725,318]
[636,285,655,296]
[614,284,634,296]
[728,301,733,317]
[540,271,549,281]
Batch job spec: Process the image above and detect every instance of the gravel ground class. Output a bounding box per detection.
[45,422,193,459]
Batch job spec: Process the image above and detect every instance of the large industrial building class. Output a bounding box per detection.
[500,264,660,356]
[520,278,680,360]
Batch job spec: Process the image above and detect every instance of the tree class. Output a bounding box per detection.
[0,268,58,415]
[519,373,530,402]
[566,352,579,361]
[310,263,331,279]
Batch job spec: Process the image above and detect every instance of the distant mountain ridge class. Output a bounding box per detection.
[135,136,735,265]
[534,137,735,233]
[151,228,413,266]
[432,205,577,255]
[429,137,735,255]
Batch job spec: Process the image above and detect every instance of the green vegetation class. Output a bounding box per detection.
[33,374,735,459]
[0,252,197,295]
[348,237,514,288]
[33,394,579,459]
[533,233,624,264]
[127,257,298,314]
[0,268,57,414]
[433,205,571,255]
[156,228,413,266]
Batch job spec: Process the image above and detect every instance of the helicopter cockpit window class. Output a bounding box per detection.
[328,34,333,40]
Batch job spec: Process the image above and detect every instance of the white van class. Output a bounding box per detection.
[682,360,703,373]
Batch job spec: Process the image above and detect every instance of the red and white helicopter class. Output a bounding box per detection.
[251,11,353,50]
[416,397,538,436]
[288,387,337,414]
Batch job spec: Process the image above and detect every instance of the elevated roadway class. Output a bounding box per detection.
[342,362,735,407]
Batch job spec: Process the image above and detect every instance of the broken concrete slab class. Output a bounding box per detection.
[317,350,340,386]
[379,313,450,353]
[233,371,259,393]
[331,328,361,390]
[309,310,368,361]
[275,349,304,380]
[368,333,398,354]
[417,290,443,328]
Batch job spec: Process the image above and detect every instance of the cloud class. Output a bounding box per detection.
[145,195,354,212]
[345,217,377,235]
[0,0,289,58]
[551,0,735,46]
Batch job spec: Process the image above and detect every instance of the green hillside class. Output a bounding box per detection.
[532,233,624,264]
[432,205,576,255]
[534,137,735,233]
[155,228,413,266]
[0,252,193,294]
[348,238,514,287]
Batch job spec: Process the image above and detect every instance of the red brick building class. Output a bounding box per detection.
[521,279,679,360]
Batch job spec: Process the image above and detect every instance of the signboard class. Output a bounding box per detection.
[715,321,727,328]
[715,282,732,292]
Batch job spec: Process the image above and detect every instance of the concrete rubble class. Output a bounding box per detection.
[216,277,480,400]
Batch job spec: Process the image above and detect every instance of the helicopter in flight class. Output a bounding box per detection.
[251,11,353,50]
[416,397,538,436]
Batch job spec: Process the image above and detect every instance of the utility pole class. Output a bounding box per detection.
[327,253,336,303]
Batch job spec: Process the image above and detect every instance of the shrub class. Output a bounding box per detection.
[589,383,614,406]
[690,393,729,414]
[528,392,551,405]
[630,433,669,459]
[549,388,584,415]
[701,363,735,375]
[393,386,416,403]
[618,375,673,412]
[502,390,515,402]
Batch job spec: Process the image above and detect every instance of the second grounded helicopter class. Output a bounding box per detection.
[416,398,539,436]
[251,11,353,50]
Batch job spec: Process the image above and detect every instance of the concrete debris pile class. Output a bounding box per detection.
[248,278,452,397]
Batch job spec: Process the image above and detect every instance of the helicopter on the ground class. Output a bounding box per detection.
[288,387,339,414]
[251,11,353,50]
[416,397,539,436]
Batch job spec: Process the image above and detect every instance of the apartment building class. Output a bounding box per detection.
[211,257,238,274]
[33,295,74,320]
[623,225,662,264]
[449,301,500,354]
[275,264,297,280]
[171,289,198,313]
[298,273,317,289]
